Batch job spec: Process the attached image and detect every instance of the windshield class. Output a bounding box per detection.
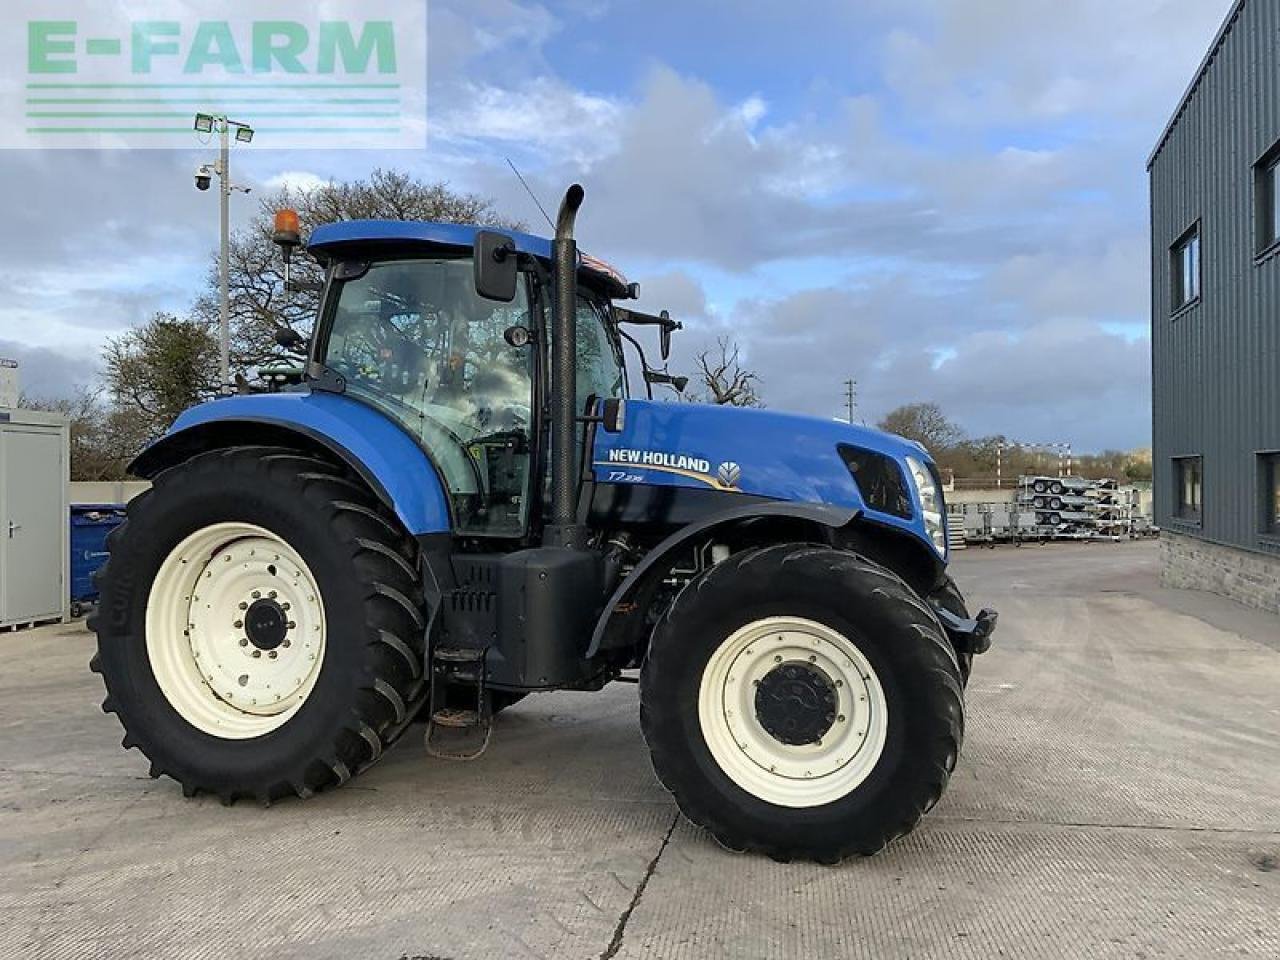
[323,257,534,536]
[576,294,626,408]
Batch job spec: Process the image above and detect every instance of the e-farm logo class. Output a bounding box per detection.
[6,1,426,149]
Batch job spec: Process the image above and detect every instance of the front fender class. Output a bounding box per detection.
[130,392,452,536]
[586,501,860,658]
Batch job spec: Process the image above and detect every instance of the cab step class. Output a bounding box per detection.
[424,647,492,761]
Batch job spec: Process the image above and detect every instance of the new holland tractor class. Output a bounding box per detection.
[91,185,996,863]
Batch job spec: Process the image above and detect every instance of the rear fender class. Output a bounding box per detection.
[130,392,451,536]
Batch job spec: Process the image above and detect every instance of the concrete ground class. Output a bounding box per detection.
[2,540,1278,959]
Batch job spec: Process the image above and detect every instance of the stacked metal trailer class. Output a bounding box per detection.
[946,477,1152,547]
[1015,475,1096,536]
[1013,475,1144,540]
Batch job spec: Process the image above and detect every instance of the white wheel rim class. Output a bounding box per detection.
[698,616,888,809]
[146,522,327,739]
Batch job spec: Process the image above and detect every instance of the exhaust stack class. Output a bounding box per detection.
[546,184,586,547]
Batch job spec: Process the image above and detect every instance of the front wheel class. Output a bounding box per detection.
[641,544,964,863]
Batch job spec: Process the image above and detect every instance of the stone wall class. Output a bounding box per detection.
[1160,531,1280,615]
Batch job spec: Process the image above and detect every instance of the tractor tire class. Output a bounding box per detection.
[1033,480,1048,493]
[1048,513,1062,526]
[1033,496,1046,509]
[1050,481,1064,495]
[928,576,973,687]
[90,446,428,805]
[640,543,964,863]
[1050,497,1063,510]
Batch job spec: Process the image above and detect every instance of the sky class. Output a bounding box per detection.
[0,0,1236,452]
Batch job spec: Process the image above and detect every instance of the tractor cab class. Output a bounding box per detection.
[303,221,653,539]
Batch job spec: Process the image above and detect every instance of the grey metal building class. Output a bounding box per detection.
[1149,0,1280,615]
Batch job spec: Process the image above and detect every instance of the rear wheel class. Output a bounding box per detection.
[641,544,964,862]
[90,447,428,804]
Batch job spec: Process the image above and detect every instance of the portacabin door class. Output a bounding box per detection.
[2,429,64,622]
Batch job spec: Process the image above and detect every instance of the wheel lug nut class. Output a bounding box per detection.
[268,651,278,659]
[837,714,846,723]
[283,639,291,648]
[269,591,277,599]
[234,620,243,629]
[239,602,248,611]
[808,655,816,663]
[238,675,248,686]
[774,655,782,663]
[288,621,296,630]
[239,639,248,647]
[252,591,261,599]
[282,603,291,611]
[252,650,261,658]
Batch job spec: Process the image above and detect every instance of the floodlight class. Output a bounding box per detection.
[194,113,215,134]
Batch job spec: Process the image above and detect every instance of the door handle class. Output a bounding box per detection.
[7,521,19,538]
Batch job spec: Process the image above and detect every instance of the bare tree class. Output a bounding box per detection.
[694,337,763,407]
[878,402,964,454]
[190,169,522,375]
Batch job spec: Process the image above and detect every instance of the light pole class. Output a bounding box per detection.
[194,113,254,393]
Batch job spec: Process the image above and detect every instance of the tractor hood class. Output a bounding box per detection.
[591,399,940,545]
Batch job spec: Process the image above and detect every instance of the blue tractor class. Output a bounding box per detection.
[91,185,995,862]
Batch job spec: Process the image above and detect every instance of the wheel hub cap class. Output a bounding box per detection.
[145,523,327,739]
[697,617,889,809]
[754,662,838,746]
[245,598,288,651]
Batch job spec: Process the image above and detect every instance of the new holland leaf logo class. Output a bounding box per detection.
[717,462,742,489]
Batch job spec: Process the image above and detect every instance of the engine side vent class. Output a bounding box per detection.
[838,445,913,520]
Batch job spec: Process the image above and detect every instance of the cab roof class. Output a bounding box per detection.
[307,220,630,296]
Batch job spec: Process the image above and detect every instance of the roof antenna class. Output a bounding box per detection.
[506,157,555,233]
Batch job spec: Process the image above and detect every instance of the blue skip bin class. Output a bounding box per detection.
[70,505,126,611]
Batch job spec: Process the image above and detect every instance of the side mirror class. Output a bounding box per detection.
[659,311,682,361]
[474,231,518,302]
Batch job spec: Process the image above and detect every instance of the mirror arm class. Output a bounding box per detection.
[614,306,680,332]
[616,327,653,399]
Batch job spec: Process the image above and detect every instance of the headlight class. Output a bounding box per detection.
[905,456,946,556]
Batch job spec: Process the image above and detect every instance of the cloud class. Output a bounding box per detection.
[432,78,624,166]
[0,0,1237,451]
[263,171,331,193]
[0,339,100,402]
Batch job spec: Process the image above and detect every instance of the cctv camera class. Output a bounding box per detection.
[194,166,213,192]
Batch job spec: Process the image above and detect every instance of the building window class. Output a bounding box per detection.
[1255,142,1280,252]
[1170,223,1200,312]
[1263,453,1280,534]
[1174,456,1202,522]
